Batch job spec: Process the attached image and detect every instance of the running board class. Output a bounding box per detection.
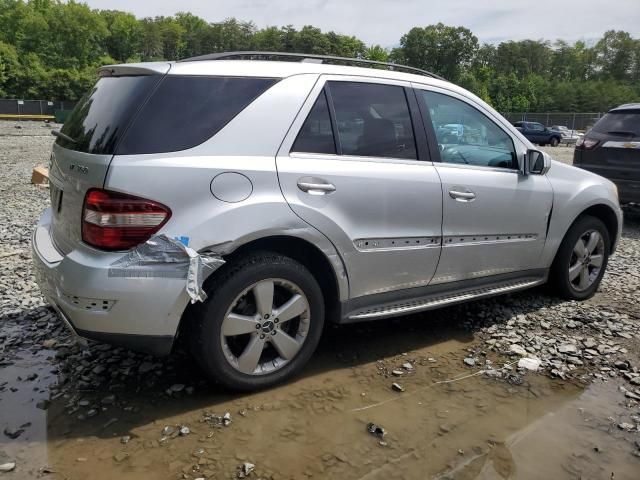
[346,277,544,321]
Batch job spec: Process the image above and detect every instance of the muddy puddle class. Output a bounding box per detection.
[2,316,639,480]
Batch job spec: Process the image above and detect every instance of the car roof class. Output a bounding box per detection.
[101,59,453,90]
[610,103,640,112]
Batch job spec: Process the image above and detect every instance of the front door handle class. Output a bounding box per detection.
[297,179,336,195]
[449,189,476,201]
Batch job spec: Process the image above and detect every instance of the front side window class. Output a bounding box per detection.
[530,123,545,132]
[328,81,417,160]
[419,90,517,169]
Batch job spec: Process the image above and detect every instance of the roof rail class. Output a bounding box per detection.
[178,51,446,81]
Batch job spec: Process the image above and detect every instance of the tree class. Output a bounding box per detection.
[101,10,142,62]
[593,30,636,80]
[397,23,478,81]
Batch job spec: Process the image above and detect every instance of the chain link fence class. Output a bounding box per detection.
[501,112,604,131]
[0,99,76,119]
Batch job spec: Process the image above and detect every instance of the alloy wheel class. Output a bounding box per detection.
[220,278,310,375]
[568,230,605,292]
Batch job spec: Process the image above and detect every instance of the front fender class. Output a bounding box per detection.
[541,161,622,266]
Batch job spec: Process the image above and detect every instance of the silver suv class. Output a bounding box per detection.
[32,52,622,391]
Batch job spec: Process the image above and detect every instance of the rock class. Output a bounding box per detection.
[179,426,190,436]
[614,360,630,370]
[391,383,404,392]
[169,384,185,394]
[630,377,640,386]
[113,452,129,463]
[120,435,131,444]
[36,399,50,410]
[463,357,476,367]
[223,412,232,426]
[439,424,451,434]
[367,423,386,438]
[540,321,551,330]
[391,369,404,376]
[558,344,578,354]
[402,362,413,370]
[625,391,640,401]
[101,395,116,405]
[3,427,24,439]
[518,357,541,371]
[618,422,635,431]
[138,362,154,374]
[237,462,255,478]
[161,426,175,436]
[583,338,597,349]
[92,365,106,375]
[509,344,527,356]
[0,462,16,472]
[42,339,57,349]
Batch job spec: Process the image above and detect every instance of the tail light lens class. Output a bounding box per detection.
[576,137,599,150]
[82,189,171,250]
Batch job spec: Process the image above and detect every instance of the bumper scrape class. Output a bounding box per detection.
[108,234,225,303]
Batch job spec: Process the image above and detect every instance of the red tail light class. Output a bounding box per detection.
[82,189,171,250]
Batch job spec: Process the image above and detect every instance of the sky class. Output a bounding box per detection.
[82,0,640,47]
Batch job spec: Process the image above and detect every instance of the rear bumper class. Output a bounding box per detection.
[31,208,190,356]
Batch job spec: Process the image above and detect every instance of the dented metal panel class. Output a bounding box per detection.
[108,235,225,303]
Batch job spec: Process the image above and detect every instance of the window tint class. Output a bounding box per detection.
[592,112,640,137]
[117,76,277,155]
[57,75,161,154]
[420,90,517,169]
[291,90,336,154]
[328,82,417,159]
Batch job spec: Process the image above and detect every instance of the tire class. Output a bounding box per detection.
[550,215,610,300]
[189,251,325,391]
[550,137,560,147]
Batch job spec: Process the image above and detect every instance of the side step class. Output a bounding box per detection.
[346,277,544,321]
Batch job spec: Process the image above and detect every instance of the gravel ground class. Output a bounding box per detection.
[1,121,639,479]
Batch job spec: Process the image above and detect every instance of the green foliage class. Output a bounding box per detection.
[0,0,638,110]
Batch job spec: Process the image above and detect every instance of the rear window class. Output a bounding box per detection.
[592,112,640,137]
[57,75,160,154]
[57,75,278,155]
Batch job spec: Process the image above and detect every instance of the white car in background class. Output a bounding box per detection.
[551,125,583,145]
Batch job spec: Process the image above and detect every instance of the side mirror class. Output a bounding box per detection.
[525,149,551,175]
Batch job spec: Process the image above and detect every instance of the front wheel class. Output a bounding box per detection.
[550,215,610,300]
[550,137,560,147]
[190,252,325,391]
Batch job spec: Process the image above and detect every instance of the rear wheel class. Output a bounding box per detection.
[550,215,610,300]
[190,252,324,391]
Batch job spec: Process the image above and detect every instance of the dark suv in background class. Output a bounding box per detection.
[574,103,640,204]
[514,121,562,147]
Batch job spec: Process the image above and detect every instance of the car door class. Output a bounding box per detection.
[276,76,443,298]
[413,84,553,284]
[530,122,546,143]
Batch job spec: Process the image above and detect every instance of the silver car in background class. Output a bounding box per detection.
[32,52,622,391]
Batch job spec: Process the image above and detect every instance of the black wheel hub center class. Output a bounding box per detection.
[261,320,275,333]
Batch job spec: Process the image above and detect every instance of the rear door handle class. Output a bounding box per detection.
[297,180,336,195]
[449,189,476,201]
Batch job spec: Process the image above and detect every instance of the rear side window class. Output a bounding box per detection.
[291,90,336,155]
[117,76,278,155]
[57,75,161,154]
[328,82,417,160]
[592,112,640,137]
